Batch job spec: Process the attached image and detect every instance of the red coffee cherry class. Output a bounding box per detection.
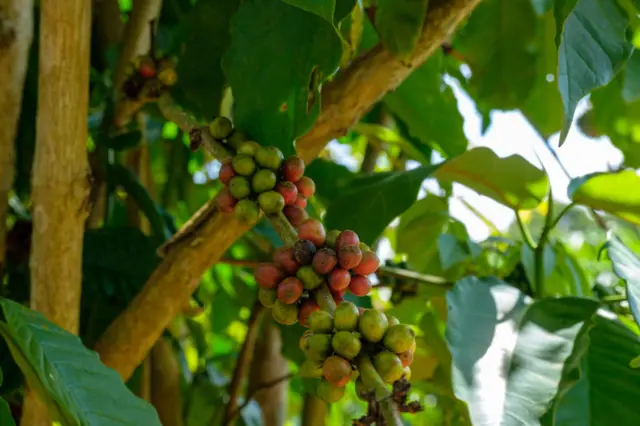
[312,248,338,275]
[282,156,305,183]
[352,250,380,275]
[298,299,321,327]
[216,187,237,213]
[219,161,235,186]
[298,219,326,247]
[277,277,304,304]
[338,245,363,270]
[336,230,360,252]
[348,275,371,296]
[295,176,315,198]
[283,205,309,228]
[277,181,298,205]
[273,246,300,275]
[328,268,351,291]
[294,194,308,208]
[254,263,285,289]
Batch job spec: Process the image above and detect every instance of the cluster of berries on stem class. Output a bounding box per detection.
[122,54,177,101]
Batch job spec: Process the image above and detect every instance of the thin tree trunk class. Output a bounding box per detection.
[21,1,91,425]
[247,317,289,426]
[150,338,183,426]
[0,0,33,275]
[301,395,327,426]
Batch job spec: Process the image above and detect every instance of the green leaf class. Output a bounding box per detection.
[558,0,633,142]
[530,0,553,15]
[553,0,579,47]
[606,235,640,327]
[282,0,355,23]
[172,1,240,119]
[438,234,469,271]
[454,0,538,110]
[305,159,356,204]
[568,169,640,224]
[623,51,640,102]
[324,164,440,244]
[396,195,449,273]
[0,398,15,426]
[434,147,550,210]
[0,299,161,425]
[353,123,431,164]
[223,0,342,156]
[383,51,467,158]
[445,277,598,425]
[553,314,640,424]
[374,0,429,56]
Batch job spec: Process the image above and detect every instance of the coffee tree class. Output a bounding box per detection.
[1,0,640,425]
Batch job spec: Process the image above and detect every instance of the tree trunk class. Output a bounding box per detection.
[301,395,327,426]
[0,0,33,274]
[248,317,288,426]
[150,338,183,426]
[21,1,91,425]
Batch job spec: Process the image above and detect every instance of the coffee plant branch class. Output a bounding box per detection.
[94,0,481,383]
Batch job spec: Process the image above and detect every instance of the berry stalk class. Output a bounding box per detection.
[357,354,403,426]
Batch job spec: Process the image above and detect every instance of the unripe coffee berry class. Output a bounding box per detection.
[252,169,277,193]
[373,352,404,384]
[227,130,248,151]
[383,324,416,353]
[229,176,251,199]
[334,302,360,332]
[336,230,359,252]
[277,277,304,304]
[332,331,362,360]
[255,146,284,170]
[209,117,233,140]
[219,161,235,186]
[348,275,371,296]
[272,300,298,325]
[312,248,338,275]
[328,268,351,291]
[277,181,298,205]
[294,194,307,208]
[386,315,400,327]
[283,205,309,227]
[338,245,363,270]
[308,311,334,333]
[254,263,285,289]
[298,299,321,327]
[295,176,315,198]
[258,287,277,308]
[273,246,299,275]
[232,154,256,176]
[237,141,261,156]
[258,191,285,214]
[296,265,324,290]
[282,156,305,182]
[317,380,345,403]
[358,309,388,343]
[325,230,340,249]
[234,199,260,224]
[216,187,237,213]
[298,219,326,247]
[398,350,414,368]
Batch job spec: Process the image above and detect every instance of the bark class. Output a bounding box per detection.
[21,0,91,425]
[150,338,183,426]
[247,317,289,426]
[94,0,481,381]
[301,395,328,426]
[0,0,33,275]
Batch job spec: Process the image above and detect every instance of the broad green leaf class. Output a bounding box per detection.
[324,164,440,244]
[558,0,633,142]
[396,195,449,274]
[434,147,550,209]
[530,0,553,15]
[282,0,336,22]
[623,51,640,102]
[606,235,640,327]
[446,277,598,426]
[0,299,161,425]
[383,51,467,158]
[375,0,429,56]
[553,314,640,424]
[223,0,342,156]
[172,1,240,119]
[438,234,469,271]
[455,0,538,110]
[305,159,356,204]
[0,398,15,426]
[568,170,640,224]
[553,0,579,47]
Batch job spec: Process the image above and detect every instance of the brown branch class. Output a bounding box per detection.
[94,0,480,381]
[301,395,328,426]
[150,338,184,426]
[0,0,33,276]
[219,258,264,268]
[222,302,265,425]
[21,1,91,425]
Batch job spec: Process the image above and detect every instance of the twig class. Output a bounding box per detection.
[601,294,626,304]
[94,0,481,381]
[534,189,554,298]
[226,373,294,424]
[514,210,536,250]
[357,354,403,426]
[219,258,264,268]
[222,302,265,425]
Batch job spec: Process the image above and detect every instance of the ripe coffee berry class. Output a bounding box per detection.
[216,187,237,213]
[283,205,309,227]
[277,277,304,304]
[219,161,235,185]
[273,246,299,275]
[293,240,317,265]
[338,244,363,270]
[328,268,351,291]
[277,181,298,205]
[254,263,285,289]
[348,275,371,296]
[352,250,380,275]
[312,248,338,275]
[282,156,305,182]
[298,299,321,327]
[295,176,315,198]
[336,230,359,251]
[298,219,326,247]
[294,194,308,208]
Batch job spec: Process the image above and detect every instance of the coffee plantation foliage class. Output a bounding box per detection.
[2,0,640,425]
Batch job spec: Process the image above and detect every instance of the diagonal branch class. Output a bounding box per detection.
[94,0,481,381]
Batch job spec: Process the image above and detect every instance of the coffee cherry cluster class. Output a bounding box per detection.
[212,118,317,227]
[254,222,381,325]
[122,54,177,100]
[297,302,416,404]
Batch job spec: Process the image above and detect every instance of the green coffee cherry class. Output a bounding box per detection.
[232,154,256,176]
[258,191,285,214]
[228,130,248,151]
[238,141,261,156]
[300,359,324,378]
[296,265,324,290]
[228,176,251,199]
[272,300,298,325]
[234,199,260,225]
[308,311,334,333]
[373,351,404,384]
[331,331,361,360]
[383,324,416,353]
[386,315,400,327]
[258,288,277,308]
[252,169,277,193]
[317,380,345,403]
[255,146,284,170]
[301,333,332,361]
[358,309,389,343]
[334,302,359,331]
[209,117,233,139]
